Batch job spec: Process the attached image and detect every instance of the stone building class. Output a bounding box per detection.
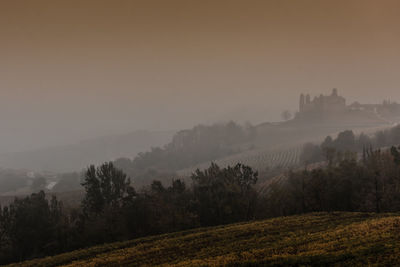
[299,88,346,113]
[296,88,400,122]
[297,89,347,120]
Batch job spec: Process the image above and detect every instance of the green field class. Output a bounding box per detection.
[8,212,400,267]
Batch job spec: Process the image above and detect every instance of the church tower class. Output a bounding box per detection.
[299,94,305,111]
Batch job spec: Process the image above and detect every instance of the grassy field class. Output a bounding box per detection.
[8,212,400,266]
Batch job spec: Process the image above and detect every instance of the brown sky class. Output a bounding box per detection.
[0,0,400,152]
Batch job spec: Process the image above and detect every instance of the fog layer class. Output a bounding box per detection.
[0,0,399,152]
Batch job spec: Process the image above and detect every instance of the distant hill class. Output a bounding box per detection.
[1,91,398,184]
[10,212,400,266]
[176,121,395,178]
[0,130,174,172]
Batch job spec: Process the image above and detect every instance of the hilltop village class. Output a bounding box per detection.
[295,89,400,123]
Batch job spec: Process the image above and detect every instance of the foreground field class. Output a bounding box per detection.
[9,212,400,266]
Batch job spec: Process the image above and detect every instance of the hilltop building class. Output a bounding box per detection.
[295,88,400,123]
[297,89,346,120]
[299,88,346,114]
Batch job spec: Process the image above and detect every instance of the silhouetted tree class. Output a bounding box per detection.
[0,191,66,264]
[192,163,258,226]
[81,162,135,216]
[281,110,292,121]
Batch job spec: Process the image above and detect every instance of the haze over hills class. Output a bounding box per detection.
[1,89,398,176]
[177,89,400,176]
[0,89,400,202]
[0,89,399,198]
[0,130,174,172]
[2,1,400,265]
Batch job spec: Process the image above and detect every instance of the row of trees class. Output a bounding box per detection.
[263,146,400,217]
[0,191,66,262]
[300,125,400,164]
[1,125,400,265]
[0,162,258,265]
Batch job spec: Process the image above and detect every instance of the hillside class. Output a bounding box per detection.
[177,145,303,177]
[9,212,400,266]
[0,130,174,172]
[177,122,394,177]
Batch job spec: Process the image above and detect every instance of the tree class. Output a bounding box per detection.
[0,191,65,264]
[281,110,292,121]
[191,163,258,226]
[300,143,323,164]
[80,163,137,244]
[335,130,356,151]
[364,149,384,213]
[323,147,336,166]
[287,169,309,213]
[81,162,135,216]
[391,146,400,165]
[358,133,371,150]
[0,205,12,263]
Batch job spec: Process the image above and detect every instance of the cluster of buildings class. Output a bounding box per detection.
[296,88,400,122]
[299,88,346,115]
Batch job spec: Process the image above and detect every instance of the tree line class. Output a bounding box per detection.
[114,121,255,187]
[263,145,400,217]
[1,126,400,265]
[0,162,258,264]
[300,125,400,164]
[0,122,256,195]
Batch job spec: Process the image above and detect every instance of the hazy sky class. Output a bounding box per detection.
[1,0,400,152]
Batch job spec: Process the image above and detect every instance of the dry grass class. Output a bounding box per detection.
[8,212,400,266]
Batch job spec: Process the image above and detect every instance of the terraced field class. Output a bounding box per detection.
[178,146,303,177]
[10,212,400,266]
[175,122,398,178]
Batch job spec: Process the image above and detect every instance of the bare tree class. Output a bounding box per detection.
[281,110,292,121]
